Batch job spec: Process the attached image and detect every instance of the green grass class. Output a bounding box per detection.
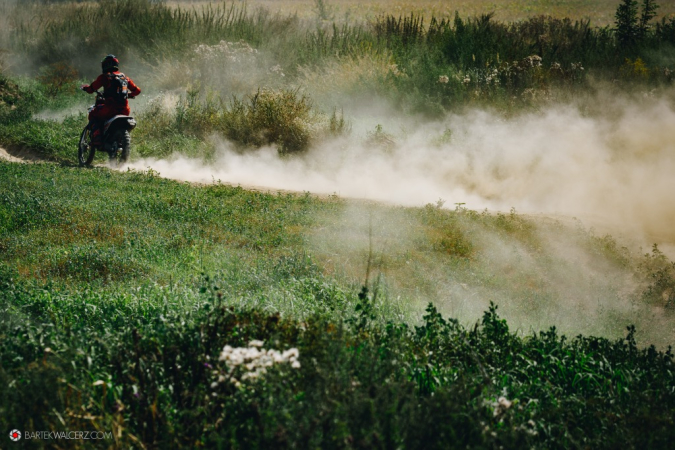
[0,158,674,447]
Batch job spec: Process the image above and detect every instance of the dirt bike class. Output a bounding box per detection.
[78,90,136,167]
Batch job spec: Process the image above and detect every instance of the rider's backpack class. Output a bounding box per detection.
[105,73,129,103]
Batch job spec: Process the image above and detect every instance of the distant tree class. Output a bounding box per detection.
[615,0,640,47]
[639,0,659,37]
[616,0,660,46]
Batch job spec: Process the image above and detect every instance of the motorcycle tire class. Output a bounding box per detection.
[78,127,96,167]
[109,130,131,166]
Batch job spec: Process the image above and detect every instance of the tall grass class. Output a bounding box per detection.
[5,0,675,111]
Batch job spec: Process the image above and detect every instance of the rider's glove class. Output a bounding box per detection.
[80,84,90,91]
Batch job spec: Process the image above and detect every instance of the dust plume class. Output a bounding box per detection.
[125,93,675,251]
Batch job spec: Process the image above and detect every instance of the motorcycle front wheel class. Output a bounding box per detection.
[78,127,96,167]
[109,130,131,166]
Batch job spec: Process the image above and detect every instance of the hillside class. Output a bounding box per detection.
[1,0,675,448]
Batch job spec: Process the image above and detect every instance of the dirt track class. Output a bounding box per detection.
[2,145,674,259]
[0,145,45,163]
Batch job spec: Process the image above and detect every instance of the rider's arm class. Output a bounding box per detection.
[82,75,105,93]
[127,77,141,98]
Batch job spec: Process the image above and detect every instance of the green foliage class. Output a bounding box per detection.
[223,89,315,154]
[616,0,661,47]
[1,277,673,448]
[12,0,277,75]
[616,0,640,47]
[4,1,675,118]
[138,86,340,155]
[638,244,675,307]
[36,62,80,97]
[640,0,660,37]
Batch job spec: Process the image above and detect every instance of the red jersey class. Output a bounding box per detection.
[83,71,141,108]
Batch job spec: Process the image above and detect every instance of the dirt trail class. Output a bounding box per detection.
[0,145,318,196]
[2,146,674,258]
[0,145,45,163]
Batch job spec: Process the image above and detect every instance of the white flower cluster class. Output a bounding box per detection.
[438,75,449,84]
[212,340,300,388]
[483,68,500,85]
[491,396,513,417]
[523,55,543,68]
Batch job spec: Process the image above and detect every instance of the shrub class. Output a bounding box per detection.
[222,88,315,154]
[35,62,79,96]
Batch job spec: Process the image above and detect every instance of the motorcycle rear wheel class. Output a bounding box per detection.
[109,130,131,166]
[78,127,96,167]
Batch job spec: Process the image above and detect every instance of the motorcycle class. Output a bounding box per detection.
[78,90,136,166]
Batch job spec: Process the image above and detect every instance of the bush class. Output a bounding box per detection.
[222,88,315,154]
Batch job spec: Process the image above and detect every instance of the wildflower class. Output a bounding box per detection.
[487,395,515,417]
[213,342,301,388]
[463,76,471,84]
[498,396,512,409]
[438,75,449,84]
[283,348,299,359]
[527,55,542,67]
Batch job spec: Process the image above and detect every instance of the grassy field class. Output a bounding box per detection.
[1,0,675,448]
[1,159,674,448]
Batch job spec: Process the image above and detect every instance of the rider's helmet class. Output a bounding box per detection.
[101,54,119,73]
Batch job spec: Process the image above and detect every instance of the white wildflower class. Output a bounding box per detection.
[213,343,301,388]
[283,348,299,359]
[487,395,515,417]
[438,75,449,84]
[498,396,512,409]
[527,55,542,67]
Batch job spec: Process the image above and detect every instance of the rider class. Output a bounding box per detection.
[81,55,140,146]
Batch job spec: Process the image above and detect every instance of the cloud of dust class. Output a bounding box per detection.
[302,199,674,347]
[124,93,675,249]
[119,92,675,345]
